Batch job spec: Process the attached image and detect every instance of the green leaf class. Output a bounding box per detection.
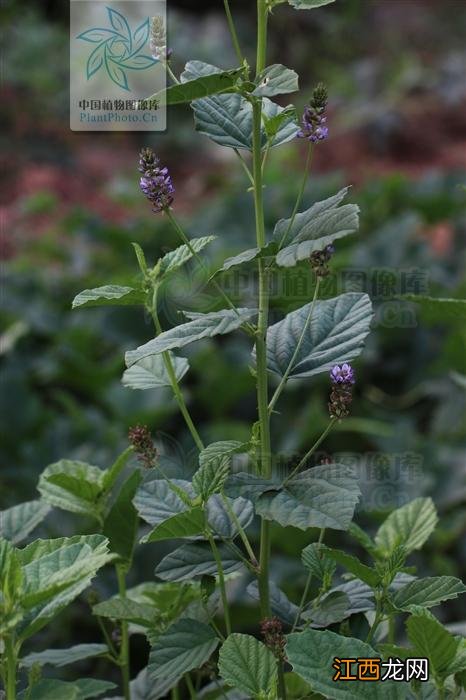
[17,535,112,640]
[38,460,106,520]
[261,293,373,379]
[148,618,219,682]
[399,295,466,323]
[256,464,360,531]
[103,470,142,561]
[21,643,107,668]
[142,507,205,543]
[0,500,51,544]
[126,308,257,366]
[407,613,459,679]
[133,478,194,528]
[193,441,244,500]
[321,547,380,587]
[159,236,217,275]
[330,578,375,615]
[375,497,438,557]
[301,543,336,583]
[302,591,350,628]
[155,542,243,582]
[286,628,405,699]
[252,64,299,97]
[129,667,179,700]
[262,106,298,140]
[93,597,155,625]
[274,188,358,266]
[390,576,466,612]
[289,0,335,8]
[218,633,278,697]
[156,67,242,105]
[184,61,298,151]
[122,353,190,390]
[72,285,145,309]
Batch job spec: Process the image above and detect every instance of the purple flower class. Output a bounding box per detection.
[330,363,355,385]
[297,83,329,143]
[139,147,174,213]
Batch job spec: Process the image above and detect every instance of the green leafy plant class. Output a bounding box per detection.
[1,1,465,699]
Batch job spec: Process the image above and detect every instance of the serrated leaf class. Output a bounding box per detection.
[261,293,373,379]
[256,464,360,531]
[38,460,106,520]
[247,580,300,626]
[289,0,335,7]
[148,618,219,682]
[102,447,133,492]
[225,472,282,501]
[74,678,117,699]
[0,500,51,544]
[194,441,244,500]
[274,188,358,266]
[184,61,298,150]
[321,547,380,587]
[218,633,278,697]
[390,576,466,612]
[213,247,266,276]
[252,64,299,97]
[17,535,112,640]
[407,613,459,679]
[159,236,217,275]
[375,497,438,557]
[126,308,257,366]
[301,543,336,583]
[72,285,145,309]
[21,643,107,668]
[154,68,242,105]
[93,597,155,625]
[330,578,375,615]
[142,507,205,543]
[286,629,405,698]
[155,542,242,582]
[103,470,142,561]
[400,295,466,323]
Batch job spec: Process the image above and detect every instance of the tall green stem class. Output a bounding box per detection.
[116,566,130,700]
[223,0,244,65]
[5,635,17,700]
[252,0,272,625]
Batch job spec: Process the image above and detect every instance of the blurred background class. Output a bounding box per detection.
[1,0,466,684]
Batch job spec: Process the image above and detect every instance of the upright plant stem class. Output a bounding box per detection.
[223,0,244,65]
[5,635,17,700]
[252,0,273,631]
[116,566,130,700]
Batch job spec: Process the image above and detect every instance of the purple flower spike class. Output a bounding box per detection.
[330,363,355,385]
[297,83,329,143]
[138,147,174,214]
